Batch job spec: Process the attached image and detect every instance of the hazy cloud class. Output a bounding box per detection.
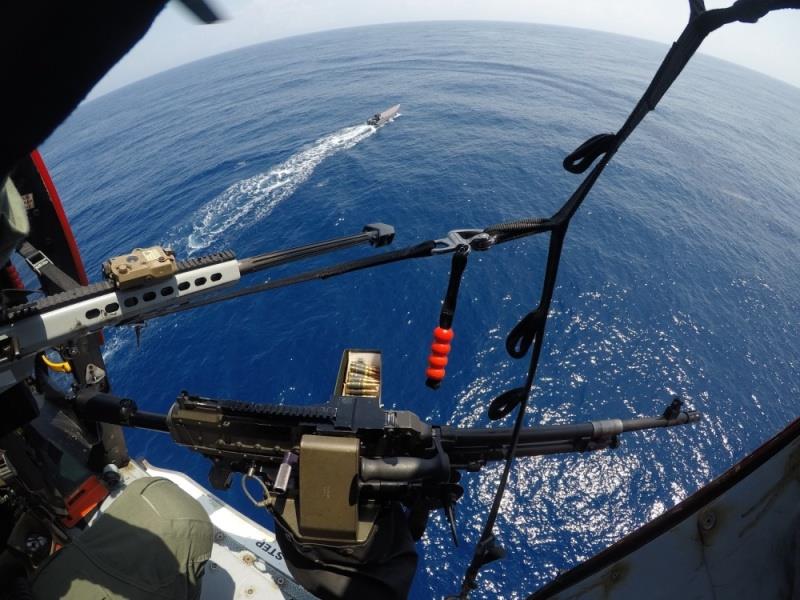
[91,0,800,98]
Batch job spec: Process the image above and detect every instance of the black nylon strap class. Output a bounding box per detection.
[439,245,469,330]
[18,241,79,293]
[457,1,800,596]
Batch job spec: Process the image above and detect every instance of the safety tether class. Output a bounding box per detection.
[453,1,800,597]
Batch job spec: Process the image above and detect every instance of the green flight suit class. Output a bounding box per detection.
[32,477,213,600]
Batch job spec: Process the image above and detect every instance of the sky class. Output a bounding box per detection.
[91,0,800,99]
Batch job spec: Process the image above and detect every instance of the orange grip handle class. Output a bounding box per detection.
[426,327,453,388]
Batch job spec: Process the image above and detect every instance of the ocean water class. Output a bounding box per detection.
[41,22,800,599]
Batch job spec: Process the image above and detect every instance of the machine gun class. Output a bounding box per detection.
[71,349,700,547]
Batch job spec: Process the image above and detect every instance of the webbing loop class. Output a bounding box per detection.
[562,133,617,174]
[505,305,546,359]
[488,387,526,421]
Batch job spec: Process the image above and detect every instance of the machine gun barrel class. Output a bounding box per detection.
[440,409,700,467]
[441,410,699,444]
[73,391,169,432]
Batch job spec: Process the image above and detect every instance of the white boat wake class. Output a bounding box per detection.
[185,123,379,253]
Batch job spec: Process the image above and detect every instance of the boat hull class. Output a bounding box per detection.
[366,104,400,127]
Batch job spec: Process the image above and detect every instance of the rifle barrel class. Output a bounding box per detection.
[237,224,395,275]
[440,410,700,463]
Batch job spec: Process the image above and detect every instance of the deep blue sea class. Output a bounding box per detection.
[41,22,800,599]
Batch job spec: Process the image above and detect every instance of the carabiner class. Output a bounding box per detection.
[432,229,495,255]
